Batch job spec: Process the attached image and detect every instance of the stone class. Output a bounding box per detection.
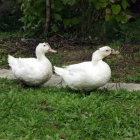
[0,69,16,79]
[100,83,140,91]
[0,69,139,91]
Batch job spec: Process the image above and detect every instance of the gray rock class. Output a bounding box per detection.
[0,69,139,91]
[0,69,16,79]
[100,83,140,91]
[43,74,66,88]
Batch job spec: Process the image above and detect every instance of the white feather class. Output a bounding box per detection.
[54,46,112,91]
[8,43,55,86]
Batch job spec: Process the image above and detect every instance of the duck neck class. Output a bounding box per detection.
[92,51,104,64]
[36,49,47,61]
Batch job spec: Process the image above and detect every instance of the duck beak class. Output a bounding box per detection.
[48,48,57,53]
[111,49,120,55]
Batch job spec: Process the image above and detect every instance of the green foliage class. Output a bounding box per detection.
[111,4,121,15]
[122,0,130,9]
[0,0,21,31]
[16,0,136,35]
[16,0,46,34]
[113,16,140,43]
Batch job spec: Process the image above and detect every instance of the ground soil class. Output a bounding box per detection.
[0,35,140,83]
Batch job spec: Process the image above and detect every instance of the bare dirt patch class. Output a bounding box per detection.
[0,36,140,83]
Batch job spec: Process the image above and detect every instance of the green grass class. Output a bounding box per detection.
[0,30,139,83]
[0,79,140,140]
[0,31,24,39]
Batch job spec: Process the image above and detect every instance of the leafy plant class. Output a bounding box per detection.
[0,0,21,31]
[16,0,137,36]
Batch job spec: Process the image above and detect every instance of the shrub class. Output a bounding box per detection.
[0,0,22,31]
[17,0,137,38]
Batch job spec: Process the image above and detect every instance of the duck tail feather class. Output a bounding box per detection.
[8,55,17,67]
[54,66,67,76]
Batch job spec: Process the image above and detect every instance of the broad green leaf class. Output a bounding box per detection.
[68,0,76,6]
[115,15,123,22]
[53,1,64,11]
[121,16,128,24]
[111,4,121,15]
[105,15,110,21]
[62,0,76,6]
[122,0,129,9]
[95,1,108,10]
[101,1,109,8]
[53,14,62,21]
[95,3,102,10]
[115,14,128,23]
[51,26,59,32]
[71,17,80,25]
[105,8,111,14]
[63,17,80,27]
[63,19,71,27]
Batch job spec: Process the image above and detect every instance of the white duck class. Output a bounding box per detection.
[8,42,57,86]
[54,46,119,91]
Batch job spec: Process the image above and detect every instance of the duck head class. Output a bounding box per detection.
[36,43,57,59]
[92,46,119,61]
[36,42,57,54]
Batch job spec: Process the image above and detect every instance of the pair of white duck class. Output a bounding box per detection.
[8,42,119,91]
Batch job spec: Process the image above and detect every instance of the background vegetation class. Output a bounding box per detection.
[0,0,139,43]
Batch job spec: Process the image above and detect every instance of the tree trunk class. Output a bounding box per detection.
[44,0,51,33]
